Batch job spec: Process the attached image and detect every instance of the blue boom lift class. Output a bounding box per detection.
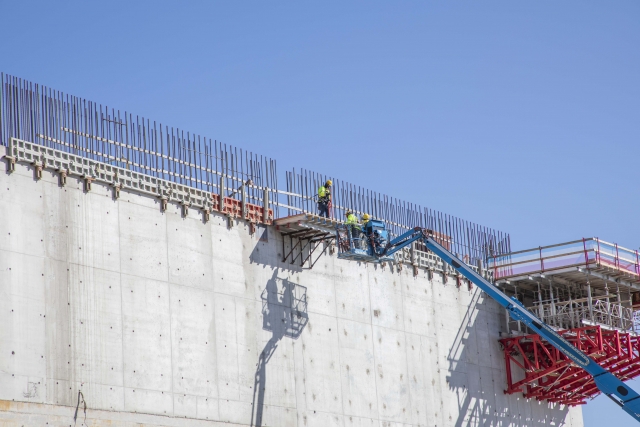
[337,223,640,422]
[336,219,395,263]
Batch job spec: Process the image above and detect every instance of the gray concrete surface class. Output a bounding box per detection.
[0,147,583,426]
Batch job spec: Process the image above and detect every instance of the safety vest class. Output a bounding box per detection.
[346,213,360,227]
[318,186,331,203]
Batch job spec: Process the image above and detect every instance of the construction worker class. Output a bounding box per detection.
[360,213,372,248]
[317,180,332,218]
[360,213,372,241]
[361,213,371,227]
[345,210,362,244]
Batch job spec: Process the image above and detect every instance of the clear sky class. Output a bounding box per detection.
[1,1,639,425]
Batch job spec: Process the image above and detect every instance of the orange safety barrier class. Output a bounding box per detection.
[210,193,273,225]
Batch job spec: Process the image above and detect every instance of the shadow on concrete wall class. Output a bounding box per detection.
[250,271,308,427]
[446,289,573,426]
[248,232,305,273]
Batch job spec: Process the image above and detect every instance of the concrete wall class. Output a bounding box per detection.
[0,148,583,426]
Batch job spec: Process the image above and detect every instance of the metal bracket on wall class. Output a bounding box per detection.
[181,202,190,218]
[275,213,340,269]
[32,161,43,180]
[84,176,94,192]
[58,169,68,186]
[112,182,123,199]
[280,230,335,269]
[4,155,16,173]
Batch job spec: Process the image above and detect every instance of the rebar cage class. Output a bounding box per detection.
[0,73,510,264]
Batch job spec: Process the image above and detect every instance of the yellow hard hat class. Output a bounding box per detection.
[326,179,332,186]
[362,213,370,221]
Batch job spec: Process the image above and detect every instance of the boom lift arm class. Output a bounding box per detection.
[379,227,640,422]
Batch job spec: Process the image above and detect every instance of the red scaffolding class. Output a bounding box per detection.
[500,325,640,405]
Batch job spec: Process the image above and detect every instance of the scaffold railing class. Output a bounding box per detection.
[528,295,636,332]
[490,237,640,337]
[487,238,640,281]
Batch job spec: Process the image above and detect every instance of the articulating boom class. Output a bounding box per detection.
[378,227,640,422]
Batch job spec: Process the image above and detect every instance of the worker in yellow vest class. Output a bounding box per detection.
[317,180,332,218]
[345,210,362,245]
[345,210,359,226]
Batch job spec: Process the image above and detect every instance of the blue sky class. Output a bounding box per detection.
[1,1,639,424]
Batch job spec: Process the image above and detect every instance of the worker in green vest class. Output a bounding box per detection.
[345,209,362,245]
[345,210,359,226]
[317,180,332,218]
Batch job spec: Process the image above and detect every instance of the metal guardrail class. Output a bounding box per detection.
[488,238,640,280]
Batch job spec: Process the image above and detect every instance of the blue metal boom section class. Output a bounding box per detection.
[381,227,640,422]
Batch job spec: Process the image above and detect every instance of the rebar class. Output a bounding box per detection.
[0,73,510,265]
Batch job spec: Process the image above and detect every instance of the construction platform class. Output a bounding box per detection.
[500,325,640,405]
[274,213,341,235]
[488,238,640,332]
[490,238,640,292]
[488,238,640,406]
[274,213,341,268]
